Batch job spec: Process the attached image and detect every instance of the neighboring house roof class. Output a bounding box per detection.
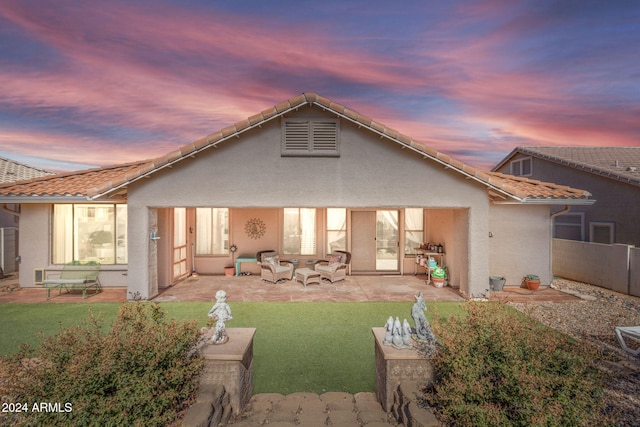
[0,93,593,205]
[0,156,54,184]
[493,146,640,187]
[0,161,149,202]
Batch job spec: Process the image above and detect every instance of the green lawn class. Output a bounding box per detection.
[0,301,464,394]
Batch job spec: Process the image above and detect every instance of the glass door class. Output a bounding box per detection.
[376,210,399,271]
[172,208,188,280]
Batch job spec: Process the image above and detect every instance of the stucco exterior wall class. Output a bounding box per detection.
[496,154,640,245]
[489,203,553,288]
[126,108,492,299]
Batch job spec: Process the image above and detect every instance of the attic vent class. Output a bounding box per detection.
[282,119,340,157]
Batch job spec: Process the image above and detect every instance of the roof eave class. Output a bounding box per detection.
[492,197,596,206]
[0,195,101,203]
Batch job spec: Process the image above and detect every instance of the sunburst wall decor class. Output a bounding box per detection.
[245,218,266,239]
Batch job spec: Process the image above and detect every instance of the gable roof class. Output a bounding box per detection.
[493,146,640,187]
[0,93,593,205]
[0,156,54,184]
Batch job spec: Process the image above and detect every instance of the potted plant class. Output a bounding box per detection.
[524,274,540,290]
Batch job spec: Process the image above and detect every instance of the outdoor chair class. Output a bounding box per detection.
[257,250,293,283]
[314,250,351,283]
[614,326,640,356]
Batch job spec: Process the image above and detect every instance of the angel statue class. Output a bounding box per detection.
[208,290,233,344]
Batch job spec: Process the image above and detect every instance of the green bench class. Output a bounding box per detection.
[43,262,102,299]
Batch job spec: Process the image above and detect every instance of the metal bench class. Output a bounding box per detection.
[614,326,640,356]
[43,262,102,299]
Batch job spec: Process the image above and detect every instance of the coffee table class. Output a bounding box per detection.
[295,268,321,287]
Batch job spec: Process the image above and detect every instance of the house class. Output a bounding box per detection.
[493,146,640,246]
[0,93,594,299]
[0,156,53,274]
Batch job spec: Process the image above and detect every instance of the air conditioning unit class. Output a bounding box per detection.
[34,268,45,285]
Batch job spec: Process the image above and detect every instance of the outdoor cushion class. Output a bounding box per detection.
[263,256,278,268]
[316,263,339,273]
[274,265,291,273]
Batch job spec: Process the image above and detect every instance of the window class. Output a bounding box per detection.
[326,208,346,252]
[553,213,585,241]
[52,204,127,264]
[283,208,316,255]
[510,157,532,176]
[196,208,229,255]
[404,208,424,255]
[590,222,615,244]
[282,119,339,157]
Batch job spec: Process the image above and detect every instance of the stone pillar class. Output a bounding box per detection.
[371,327,434,412]
[200,327,256,415]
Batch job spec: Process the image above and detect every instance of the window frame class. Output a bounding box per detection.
[326,208,347,253]
[282,208,317,256]
[510,157,533,177]
[589,221,615,244]
[404,208,424,256]
[52,203,127,265]
[195,208,229,256]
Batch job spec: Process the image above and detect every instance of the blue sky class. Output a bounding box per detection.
[1,0,638,171]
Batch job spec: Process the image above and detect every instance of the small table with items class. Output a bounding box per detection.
[413,250,446,284]
[295,268,321,287]
[235,257,257,276]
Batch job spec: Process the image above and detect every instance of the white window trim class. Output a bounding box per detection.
[510,156,533,177]
[589,221,615,244]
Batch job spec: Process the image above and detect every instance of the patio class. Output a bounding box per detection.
[0,273,580,303]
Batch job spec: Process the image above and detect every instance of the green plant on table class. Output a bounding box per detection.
[525,274,539,281]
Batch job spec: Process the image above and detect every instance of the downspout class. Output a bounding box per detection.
[549,205,571,285]
[2,204,20,217]
[550,205,571,218]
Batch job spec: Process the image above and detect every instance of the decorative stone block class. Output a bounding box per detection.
[199,328,256,415]
[372,327,434,413]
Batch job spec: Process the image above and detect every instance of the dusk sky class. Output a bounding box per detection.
[1,0,638,172]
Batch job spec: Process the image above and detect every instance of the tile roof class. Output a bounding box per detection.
[0,161,149,199]
[0,156,54,184]
[494,146,640,187]
[0,93,593,204]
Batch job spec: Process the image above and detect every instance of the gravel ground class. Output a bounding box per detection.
[509,278,640,427]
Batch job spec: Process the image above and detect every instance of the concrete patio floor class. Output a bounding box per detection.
[0,273,579,304]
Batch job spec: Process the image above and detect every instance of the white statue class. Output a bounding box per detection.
[208,290,232,344]
[402,318,412,347]
[392,317,403,347]
[383,316,394,345]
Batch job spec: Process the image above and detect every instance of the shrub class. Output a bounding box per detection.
[424,302,609,427]
[3,303,203,427]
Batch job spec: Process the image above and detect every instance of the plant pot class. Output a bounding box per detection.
[224,267,235,277]
[490,276,506,291]
[525,278,540,291]
[432,277,445,288]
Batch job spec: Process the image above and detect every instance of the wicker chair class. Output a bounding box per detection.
[314,250,351,283]
[257,250,293,283]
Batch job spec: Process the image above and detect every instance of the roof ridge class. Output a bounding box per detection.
[0,93,593,203]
